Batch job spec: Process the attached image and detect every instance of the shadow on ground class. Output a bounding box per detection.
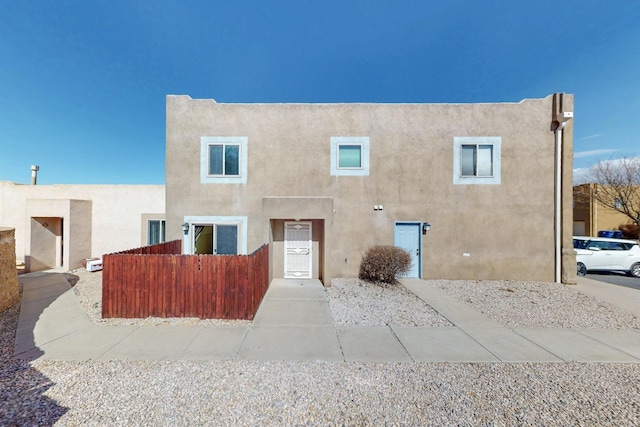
[0,288,68,424]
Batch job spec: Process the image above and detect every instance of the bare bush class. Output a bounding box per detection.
[358,245,412,284]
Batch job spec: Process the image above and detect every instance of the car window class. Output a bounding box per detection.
[587,240,609,250]
[607,242,631,250]
[573,239,589,249]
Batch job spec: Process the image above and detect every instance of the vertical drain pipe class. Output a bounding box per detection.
[30,165,39,185]
[554,97,573,283]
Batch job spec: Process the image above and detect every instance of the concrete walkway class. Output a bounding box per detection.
[13,273,640,363]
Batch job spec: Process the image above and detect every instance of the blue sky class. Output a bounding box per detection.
[1,1,638,184]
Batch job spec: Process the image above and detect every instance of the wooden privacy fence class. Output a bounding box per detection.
[102,241,269,320]
[112,240,183,255]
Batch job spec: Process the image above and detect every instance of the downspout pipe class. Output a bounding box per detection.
[554,111,573,283]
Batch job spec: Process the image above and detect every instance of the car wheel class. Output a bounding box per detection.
[577,262,587,277]
[629,263,640,278]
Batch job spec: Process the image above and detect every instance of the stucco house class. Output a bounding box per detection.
[0,181,165,272]
[166,93,576,285]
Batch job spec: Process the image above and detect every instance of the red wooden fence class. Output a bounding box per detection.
[102,241,269,320]
[111,240,183,255]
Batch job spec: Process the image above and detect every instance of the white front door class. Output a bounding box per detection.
[284,221,312,278]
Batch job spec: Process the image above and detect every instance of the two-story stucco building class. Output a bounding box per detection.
[165,93,576,285]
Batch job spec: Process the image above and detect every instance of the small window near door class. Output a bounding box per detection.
[331,136,370,176]
[147,220,166,245]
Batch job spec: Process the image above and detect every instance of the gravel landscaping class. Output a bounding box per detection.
[328,278,452,327]
[433,279,640,329]
[1,273,640,425]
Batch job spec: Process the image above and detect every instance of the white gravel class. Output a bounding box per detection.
[328,278,451,326]
[2,273,640,425]
[433,279,640,329]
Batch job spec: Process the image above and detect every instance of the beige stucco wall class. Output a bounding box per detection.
[166,94,574,284]
[0,182,165,271]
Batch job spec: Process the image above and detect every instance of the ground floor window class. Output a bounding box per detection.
[147,220,166,245]
[183,216,247,255]
[193,224,238,255]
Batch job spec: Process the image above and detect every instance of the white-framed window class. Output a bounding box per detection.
[330,136,370,176]
[147,219,166,245]
[614,198,623,209]
[183,216,248,255]
[200,136,248,184]
[453,137,501,185]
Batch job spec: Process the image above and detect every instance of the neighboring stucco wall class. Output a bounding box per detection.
[166,94,574,283]
[0,182,165,271]
[0,227,20,313]
[573,183,635,236]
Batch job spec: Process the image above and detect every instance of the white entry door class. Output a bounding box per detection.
[394,222,421,278]
[284,221,312,278]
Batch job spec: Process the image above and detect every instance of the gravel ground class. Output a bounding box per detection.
[328,278,452,326]
[433,279,640,329]
[1,274,640,425]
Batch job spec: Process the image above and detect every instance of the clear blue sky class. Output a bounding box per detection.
[1,1,638,184]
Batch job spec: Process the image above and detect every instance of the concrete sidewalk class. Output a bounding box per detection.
[13,273,640,363]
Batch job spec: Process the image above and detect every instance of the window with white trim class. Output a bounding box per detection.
[330,136,370,176]
[183,216,248,255]
[200,136,248,184]
[147,220,166,245]
[453,137,501,185]
[193,224,238,255]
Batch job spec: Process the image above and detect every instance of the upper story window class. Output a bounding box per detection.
[209,144,239,176]
[201,136,248,184]
[330,136,370,176]
[453,136,501,185]
[614,198,623,209]
[338,144,362,168]
[461,144,493,177]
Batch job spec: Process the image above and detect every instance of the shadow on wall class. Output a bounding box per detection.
[0,298,68,424]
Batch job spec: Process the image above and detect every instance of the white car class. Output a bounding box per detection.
[574,236,640,278]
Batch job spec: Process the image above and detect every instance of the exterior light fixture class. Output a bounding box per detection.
[182,222,190,235]
[422,222,431,234]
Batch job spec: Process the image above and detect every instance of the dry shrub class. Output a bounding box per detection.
[358,245,412,284]
[620,224,639,239]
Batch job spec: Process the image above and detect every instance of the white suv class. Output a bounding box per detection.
[574,236,640,278]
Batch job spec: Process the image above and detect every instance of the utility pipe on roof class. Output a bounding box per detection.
[30,165,39,185]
